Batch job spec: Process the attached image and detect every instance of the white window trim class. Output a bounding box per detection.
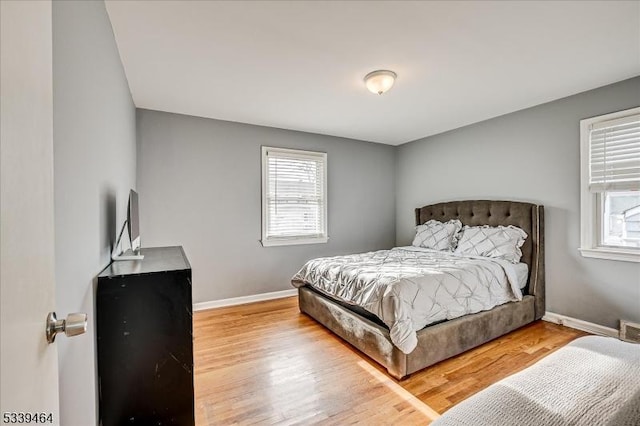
[579,106,640,262]
[261,146,328,247]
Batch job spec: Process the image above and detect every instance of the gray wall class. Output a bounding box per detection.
[397,77,640,329]
[136,109,396,303]
[53,1,136,425]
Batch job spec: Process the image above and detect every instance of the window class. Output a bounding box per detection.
[580,107,640,262]
[261,146,328,247]
[601,191,640,248]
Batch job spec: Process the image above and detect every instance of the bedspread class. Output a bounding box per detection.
[292,247,522,354]
[432,336,640,425]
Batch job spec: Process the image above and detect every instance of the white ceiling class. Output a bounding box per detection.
[105,1,640,145]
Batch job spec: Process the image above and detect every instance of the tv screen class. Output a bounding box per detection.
[127,189,140,252]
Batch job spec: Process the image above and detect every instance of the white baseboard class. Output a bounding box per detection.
[542,312,619,338]
[193,289,297,312]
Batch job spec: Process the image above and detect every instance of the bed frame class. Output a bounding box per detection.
[296,200,545,379]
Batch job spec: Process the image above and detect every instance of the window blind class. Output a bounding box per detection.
[263,148,327,241]
[589,113,640,192]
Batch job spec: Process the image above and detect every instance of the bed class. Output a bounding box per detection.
[432,336,640,425]
[292,200,545,379]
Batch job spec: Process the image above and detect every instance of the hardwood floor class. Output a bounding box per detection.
[194,296,587,425]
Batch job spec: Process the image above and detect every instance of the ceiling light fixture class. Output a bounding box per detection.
[364,70,397,95]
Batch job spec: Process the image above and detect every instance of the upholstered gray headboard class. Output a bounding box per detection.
[415,200,545,319]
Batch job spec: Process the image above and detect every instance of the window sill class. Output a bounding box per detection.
[579,247,640,263]
[261,236,328,247]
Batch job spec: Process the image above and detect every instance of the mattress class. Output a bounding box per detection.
[513,262,529,289]
[292,247,523,354]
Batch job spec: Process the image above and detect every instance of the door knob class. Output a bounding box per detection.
[46,312,87,343]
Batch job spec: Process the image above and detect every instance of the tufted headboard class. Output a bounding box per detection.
[415,200,545,319]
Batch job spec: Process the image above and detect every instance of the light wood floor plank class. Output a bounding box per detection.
[194,296,586,425]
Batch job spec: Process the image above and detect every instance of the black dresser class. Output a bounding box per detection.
[97,246,194,426]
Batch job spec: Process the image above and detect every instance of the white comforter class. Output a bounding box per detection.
[291,247,523,354]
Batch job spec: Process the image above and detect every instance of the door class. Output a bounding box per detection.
[1,0,60,423]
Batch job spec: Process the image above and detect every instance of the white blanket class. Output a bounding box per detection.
[292,247,522,354]
[433,336,640,426]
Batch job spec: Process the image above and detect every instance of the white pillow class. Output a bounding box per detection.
[412,219,463,251]
[454,225,527,263]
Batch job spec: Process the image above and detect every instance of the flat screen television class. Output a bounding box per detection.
[127,189,141,253]
[112,189,144,261]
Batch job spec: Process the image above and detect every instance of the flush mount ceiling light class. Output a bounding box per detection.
[364,70,397,95]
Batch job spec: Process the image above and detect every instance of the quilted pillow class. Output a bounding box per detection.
[412,219,463,251]
[454,225,527,263]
